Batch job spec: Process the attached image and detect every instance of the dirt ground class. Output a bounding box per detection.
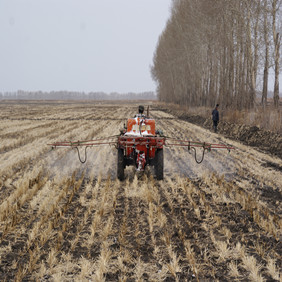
[0,101,281,281]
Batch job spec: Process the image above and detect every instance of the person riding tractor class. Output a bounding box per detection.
[135,105,146,118]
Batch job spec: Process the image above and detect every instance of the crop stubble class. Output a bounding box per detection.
[0,101,281,281]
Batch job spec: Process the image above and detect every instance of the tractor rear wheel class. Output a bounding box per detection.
[155,149,164,180]
[117,148,125,180]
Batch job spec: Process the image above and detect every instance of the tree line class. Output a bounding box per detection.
[0,91,156,101]
[151,0,281,109]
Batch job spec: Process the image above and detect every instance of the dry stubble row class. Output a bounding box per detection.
[0,101,281,281]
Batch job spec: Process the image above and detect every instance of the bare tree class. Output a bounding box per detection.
[262,0,270,107]
[272,0,281,108]
[151,0,281,110]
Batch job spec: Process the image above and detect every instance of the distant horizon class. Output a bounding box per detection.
[1,89,281,96]
[0,90,157,101]
[0,89,156,95]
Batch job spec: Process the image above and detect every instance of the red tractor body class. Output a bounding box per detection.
[117,117,165,180]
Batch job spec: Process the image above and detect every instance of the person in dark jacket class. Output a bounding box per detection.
[135,105,146,118]
[212,104,219,133]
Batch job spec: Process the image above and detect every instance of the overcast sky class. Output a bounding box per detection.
[0,0,171,93]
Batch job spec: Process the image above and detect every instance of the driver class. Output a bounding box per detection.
[135,105,146,118]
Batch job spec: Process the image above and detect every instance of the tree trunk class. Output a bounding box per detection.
[262,0,269,108]
[272,0,280,108]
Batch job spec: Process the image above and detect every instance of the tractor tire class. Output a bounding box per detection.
[155,149,164,180]
[117,148,125,180]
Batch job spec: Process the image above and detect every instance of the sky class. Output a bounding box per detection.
[0,0,172,93]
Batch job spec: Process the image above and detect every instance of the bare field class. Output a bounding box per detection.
[0,101,281,281]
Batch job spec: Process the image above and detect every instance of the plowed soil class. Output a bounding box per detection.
[0,101,281,281]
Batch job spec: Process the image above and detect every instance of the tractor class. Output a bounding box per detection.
[48,106,234,180]
[117,115,165,180]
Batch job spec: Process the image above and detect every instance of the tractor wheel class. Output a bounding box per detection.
[155,149,164,180]
[117,148,125,180]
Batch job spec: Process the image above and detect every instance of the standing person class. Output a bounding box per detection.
[212,104,219,133]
